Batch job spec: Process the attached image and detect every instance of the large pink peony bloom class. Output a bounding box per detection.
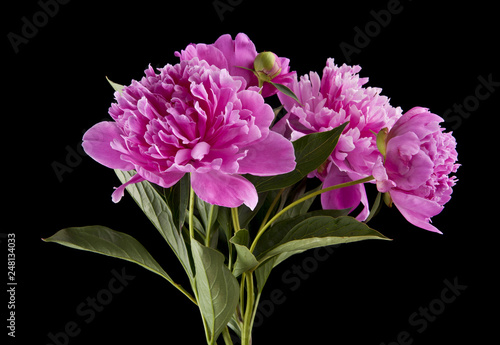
[175,33,295,98]
[373,107,459,233]
[275,58,402,219]
[82,58,296,209]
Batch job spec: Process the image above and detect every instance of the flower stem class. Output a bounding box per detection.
[249,175,375,253]
[241,272,255,345]
[222,326,234,345]
[189,177,196,239]
[258,188,284,233]
[231,207,241,233]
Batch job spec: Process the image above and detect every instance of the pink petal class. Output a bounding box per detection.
[372,156,396,193]
[213,33,258,83]
[135,166,185,189]
[175,43,228,71]
[191,171,258,210]
[111,173,145,203]
[390,190,444,234]
[237,90,275,131]
[82,122,134,170]
[237,131,296,176]
[321,165,369,221]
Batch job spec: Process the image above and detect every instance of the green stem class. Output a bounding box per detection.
[222,327,234,345]
[228,207,240,272]
[241,272,255,345]
[249,175,375,253]
[231,207,241,233]
[173,283,198,306]
[258,188,284,233]
[189,178,196,239]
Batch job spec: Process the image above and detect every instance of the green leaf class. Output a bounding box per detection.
[44,226,171,282]
[253,209,350,259]
[254,256,278,294]
[268,81,301,104]
[254,212,376,294]
[246,123,348,193]
[230,230,259,277]
[191,239,239,344]
[106,76,125,94]
[164,174,190,232]
[216,207,233,242]
[196,195,219,236]
[259,216,390,267]
[114,170,193,279]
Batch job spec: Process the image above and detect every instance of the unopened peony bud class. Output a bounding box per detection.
[254,52,282,81]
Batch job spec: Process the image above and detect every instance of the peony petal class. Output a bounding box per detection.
[390,189,444,234]
[191,141,211,160]
[237,90,275,131]
[82,122,134,170]
[135,166,185,189]
[388,107,443,141]
[385,132,434,190]
[372,156,396,193]
[191,171,258,210]
[213,33,258,84]
[175,43,228,71]
[321,165,370,221]
[237,131,296,176]
[111,173,145,203]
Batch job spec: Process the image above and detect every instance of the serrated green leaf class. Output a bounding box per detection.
[44,226,171,282]
[246,123,348,193]
[191,239,239,344]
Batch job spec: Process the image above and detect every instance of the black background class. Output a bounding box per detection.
[3,0,498,344]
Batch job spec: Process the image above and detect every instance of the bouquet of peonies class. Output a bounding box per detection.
[45,33,459,344]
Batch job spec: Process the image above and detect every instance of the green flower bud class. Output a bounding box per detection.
[376,127,389,158]
[254,51,282,81]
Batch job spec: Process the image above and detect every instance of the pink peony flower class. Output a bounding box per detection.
[174,33,295,98]
[82,59,296,209]
[373,107,459,233]
[275,58,402,219]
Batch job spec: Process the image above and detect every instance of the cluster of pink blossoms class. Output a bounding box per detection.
[83,33,459,233]
[83,35,296,210]
[275,58,459,233]
[275,59,403,221]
